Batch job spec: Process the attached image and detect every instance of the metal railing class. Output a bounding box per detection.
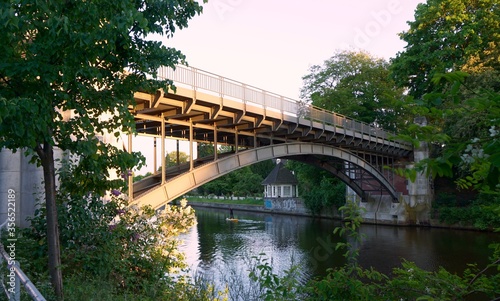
[157,65,409,146]
[0,223,46,301]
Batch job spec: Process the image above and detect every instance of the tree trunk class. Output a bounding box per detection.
[37,141,64,300]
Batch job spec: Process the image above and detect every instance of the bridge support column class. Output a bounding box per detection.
[354,192,402,225]
[0,148,65,228]
[189,119,194,171]
[401,117,433,225]
[153,137,157,172]
[128,132,134,203]
[213,125,218,160]
[161,113,166,184]
[356,117,433,226]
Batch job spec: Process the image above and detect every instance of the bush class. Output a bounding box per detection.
[17,192,224,299]
[432,193,500,230]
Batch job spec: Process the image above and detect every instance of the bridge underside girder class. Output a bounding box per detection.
[284,155,398,203]
[132,87,412,158]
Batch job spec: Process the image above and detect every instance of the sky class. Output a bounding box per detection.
[161,0,424,99]
[134,0,425,175]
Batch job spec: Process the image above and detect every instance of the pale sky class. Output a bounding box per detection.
[162,0,424,98]
[134,0,424,175]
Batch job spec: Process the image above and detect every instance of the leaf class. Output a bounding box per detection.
[432,71,470,85]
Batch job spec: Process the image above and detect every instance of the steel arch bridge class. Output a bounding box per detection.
[130,65,413,209]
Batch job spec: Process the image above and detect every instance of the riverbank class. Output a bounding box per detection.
[184,197,494,231]
[184,196,337,219]
[187,201,317,218]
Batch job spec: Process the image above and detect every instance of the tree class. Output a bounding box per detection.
[0,0,204,298]
[300,50,409,132]
[287,160,346,214]
[198,142,215,158]
[249,159,275,180]
[298,51,401,212]
[398,72,500,195]
[390,0,500,99]
[165,151,190,167]
[199,166,265,197]
[389,0,500,196]
[231,167,264,197]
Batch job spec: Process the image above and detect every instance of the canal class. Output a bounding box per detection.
[179,207,498,299]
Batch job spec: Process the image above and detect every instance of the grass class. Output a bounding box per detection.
[185,196,264,206]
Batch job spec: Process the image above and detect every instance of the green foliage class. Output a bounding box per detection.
[287,160,346,214]
[198,163,269,197]
[383,258,500,300]
[301,50,410,132]
[333,201,365,264]
[0,0,205,295]
[25,194,197,292]
[391,0,500,98]
[21,158,200,294]
[0,0,204,169]
[304,201,500,300]
[248,254,304,301]
[1,195,228,301]
[395,71,500,196]
[197,143,216,158]
[305,266,386,301]
[432,193,500,230]
[164,151,190,168]
[390,0,500,204]
[249,159,276,179]
[134,172,153,182]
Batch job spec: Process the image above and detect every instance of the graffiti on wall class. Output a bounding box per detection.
[264,199,272,209]
[264,198,300,212]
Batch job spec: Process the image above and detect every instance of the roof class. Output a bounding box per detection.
[261,162,298,185]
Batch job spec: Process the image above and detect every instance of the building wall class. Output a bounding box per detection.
[264,184,298,198]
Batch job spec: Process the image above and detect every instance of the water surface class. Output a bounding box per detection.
[179,207,499,298]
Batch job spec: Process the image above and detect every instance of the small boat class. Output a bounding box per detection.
[226,218,238,222]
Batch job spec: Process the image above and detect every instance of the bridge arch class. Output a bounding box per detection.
[133,142,400,209]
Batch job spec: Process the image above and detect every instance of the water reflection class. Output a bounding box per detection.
[179,207,499,296]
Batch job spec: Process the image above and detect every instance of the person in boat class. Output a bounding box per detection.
[229,207,234,219]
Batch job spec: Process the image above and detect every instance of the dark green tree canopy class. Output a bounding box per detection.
[286,160,345,214]
[300,50,408,132]
[391,0,500,98]
[0,0,204,296]
[0,0,204,191]
[389,0,500,194]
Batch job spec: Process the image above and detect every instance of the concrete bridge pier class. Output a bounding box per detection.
[404,143,433,225]
[356,165,432,226]
[0,148,44,228]
[356,119,432,226]
[404,117,433,225]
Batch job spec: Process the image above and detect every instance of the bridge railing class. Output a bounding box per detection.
[0,223,46,301]
[157,65,402,143]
